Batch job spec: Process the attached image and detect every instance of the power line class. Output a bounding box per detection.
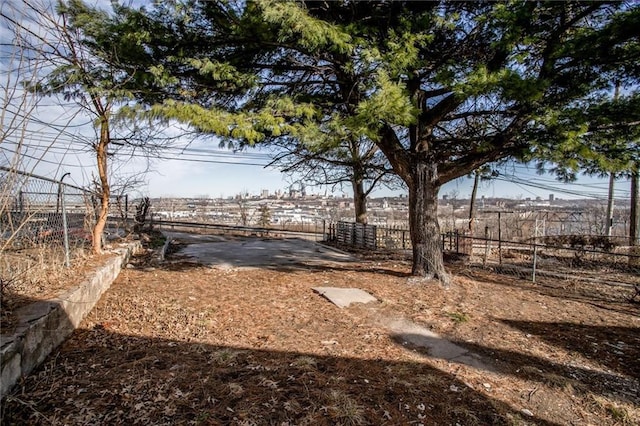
[1,141,271,168]
[0,146,87,169]
[140,154,269,167]
[2,132,276,161]
[493,174,631,201]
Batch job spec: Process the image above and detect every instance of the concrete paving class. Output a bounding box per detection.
[383,317,490,370]
[312,287,378,308]
[165,232,355,269]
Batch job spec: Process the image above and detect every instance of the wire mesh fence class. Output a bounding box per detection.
[1,168,86,256]
[461,233,640,287]
[0,167,130,301]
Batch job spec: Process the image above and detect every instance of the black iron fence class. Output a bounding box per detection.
[328,221,378,249]
[326,221,470,252]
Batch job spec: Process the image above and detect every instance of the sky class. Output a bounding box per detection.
[0,0,634,204]
[133,147,634,202]
[4,125,633,203]
[1,102,633,203]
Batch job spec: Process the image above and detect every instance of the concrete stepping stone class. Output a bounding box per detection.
[312,287,377,308]
[312,286,489,371]
[384,317,490,370]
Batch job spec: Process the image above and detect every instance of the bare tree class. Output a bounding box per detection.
[269,135,401,224]
[0,7,78,250]
[1,0,179,252]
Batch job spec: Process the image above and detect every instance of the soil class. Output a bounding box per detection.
[1,236,639,425]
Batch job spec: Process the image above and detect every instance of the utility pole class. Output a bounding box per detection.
[605,173,615,236]
[469,170,480,235]
[630,170,639,267]
[605,82,620,237]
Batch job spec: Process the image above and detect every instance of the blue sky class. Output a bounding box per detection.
[0,0,633,203]
[3,125,632,202]
[132,149,632,201]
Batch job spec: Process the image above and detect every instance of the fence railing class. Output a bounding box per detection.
[152,218,324,241]
[326,221,470,252]
[460,233,639,285]
[326,221,640,286]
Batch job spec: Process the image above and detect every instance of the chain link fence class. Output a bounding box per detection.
[2,167,93,243]
[1,167,129,304]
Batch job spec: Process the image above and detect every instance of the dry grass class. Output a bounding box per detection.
[0,244,97,330]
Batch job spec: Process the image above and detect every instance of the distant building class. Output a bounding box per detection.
[549,193,555,202]
[261,189,269,199]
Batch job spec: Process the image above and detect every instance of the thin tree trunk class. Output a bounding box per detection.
[408,161,449,285]
[92,117,110,254]
[352,176,367,224]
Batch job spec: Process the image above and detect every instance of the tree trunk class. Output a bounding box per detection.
[408,160,449,285]
[352,176,367,224]
[92,117,110,254]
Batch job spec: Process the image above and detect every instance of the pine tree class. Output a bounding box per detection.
[74,0,639,283]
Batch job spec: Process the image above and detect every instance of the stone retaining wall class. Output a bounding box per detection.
[0,242,141,399]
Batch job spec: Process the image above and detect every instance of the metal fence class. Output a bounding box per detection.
[460,233,640,286]
[1,167,90,259]
[327,220,640,287]
[0,167,128,273]
[326,221,470,252]
[327,222,378,249]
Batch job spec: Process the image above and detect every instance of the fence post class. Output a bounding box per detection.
[402,230,406,249]
[59,173,71,268]
[532,219,539,283]
[18,190,24,213]
[373,224,378,249]
[483,226,490,267]
[125,194,129,226]
[498,211,502,265]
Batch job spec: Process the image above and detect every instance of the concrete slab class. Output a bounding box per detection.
[312,287,378,308]
[165,232,355,269]
[383,317,490,370]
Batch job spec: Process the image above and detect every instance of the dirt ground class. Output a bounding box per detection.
[1,235,639,425]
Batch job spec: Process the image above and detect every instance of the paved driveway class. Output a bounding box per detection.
[165,231,355,269]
